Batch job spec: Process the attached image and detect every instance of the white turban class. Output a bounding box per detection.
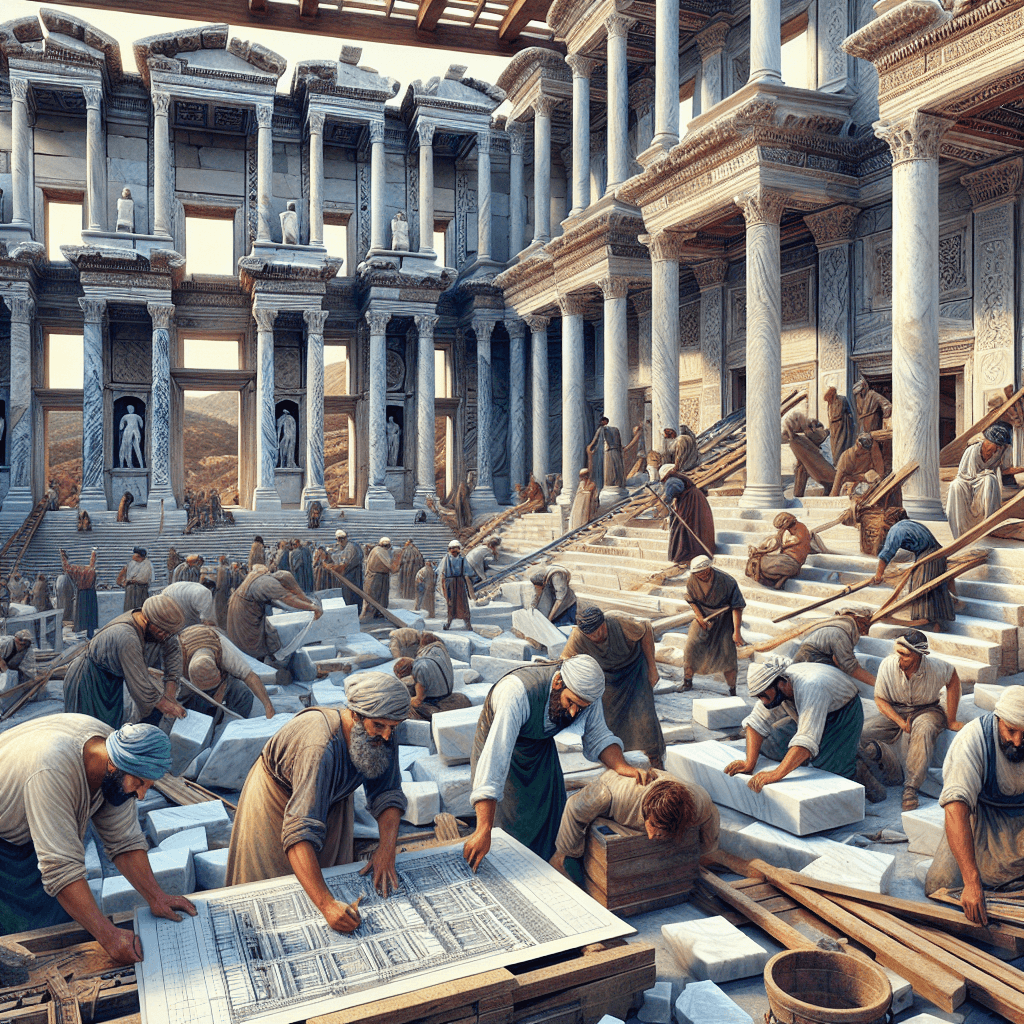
[994,686,1024,730]
[690,554,713,571]
[558,654,605,703]
[345,671,410,720]
[747,656,792,697]
[189,648,222,690]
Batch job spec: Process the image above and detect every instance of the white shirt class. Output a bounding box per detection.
[162,581,215,627]
[875,652,953,708]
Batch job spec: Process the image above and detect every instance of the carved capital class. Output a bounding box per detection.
[507,120,527,155]
[368,119,386,145]
[303,308,330,333]
[473,318,496,342]
[630,291,652,316]
[605,14,635,39]
[696,19,731,61]
[506,319,527,340]
[804,204,860,248]
[414,313,439,338]
[873,112,953,165]
[535,94,558,119]
[308,110,325,135]
[83,86,102,111]
[365,309,391,334]
[692,258,729,290]
[147,303,175,330]
[734,188,787,226]
[79,297,106,323]
[255,103,274,130]
[4,296,35,323]
[565,53,598,79]
[10,78,28,103]
[253,308,278,332]
[417,121,436,147]
[641,230,692,262]
[598,277,629,300]
[524,315,550,332]
[558,294,588,318]
[476,131,492,155]
[152,91,170,117]
[960,157,1023,210]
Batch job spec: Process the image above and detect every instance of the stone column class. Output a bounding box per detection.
[749,0,783,83]
[735,188,787,508]
[255,103,274,244]
[302,308,330,508]
[3,296,34,512]
[252,307,281,510]
[147,303,176,509]
[369,120,388,252]
[697,20,730,112]
[84,86,106,233]
[590,131,607,204]
[804,205,859,410]
[507,320,527,491]
[308,111,325,247]
[693,259,729,430]
[533,96,555,244]
[364,309,395,509]
[471,319,500,513]
[632,290,652,386]
[476,131,492,262]
[9,79,31,232]
[651,0,679,155]
[599,277,629,501]
[559,295,587,506]
[526,315,551,487]
[417,122,436,256]
[566,55,596,216]
[647,233,680,445]
[414,313,439,508]
[875,113,953,518]
[605,16,635,192]
[507,122,526,258]
[152,91,172,237]
[79,298,107,512]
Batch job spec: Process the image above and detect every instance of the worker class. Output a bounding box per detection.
[792,607,876,690]
[945,421,1013,539]
[227,565,322,662]
[681,554,746,696]
[162,579,218,628]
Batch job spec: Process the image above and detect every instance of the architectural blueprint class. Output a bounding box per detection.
[134,830,633,1024]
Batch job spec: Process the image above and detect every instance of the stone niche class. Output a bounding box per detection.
[274,398,303,505]
[111,393,149,506]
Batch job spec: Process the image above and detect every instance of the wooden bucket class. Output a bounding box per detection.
[858,505,904,556]
[764,950,892,1024]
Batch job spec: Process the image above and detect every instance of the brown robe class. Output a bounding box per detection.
[684,568,745,675]
[398,542,425,601]
[664,473,716,564]
[830,444,884,496]
[361,546,397,619]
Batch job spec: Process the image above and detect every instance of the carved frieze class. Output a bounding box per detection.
[960,157,1023,209]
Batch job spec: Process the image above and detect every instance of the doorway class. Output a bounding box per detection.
[182,389,240,505]
[44,408,82,506]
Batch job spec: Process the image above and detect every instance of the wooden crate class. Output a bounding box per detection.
[581,818,699,917]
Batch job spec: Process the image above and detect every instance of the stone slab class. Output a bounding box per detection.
[194,848,229,891]
[409,755,473,817]
[136,792,169,825]
[454,669,481,688]
[881,966,913,1015]
[674,980,752,1024]
[158,826,209,857]
[183,747,211,781]
[439,632,476,662]
[169,710,215,776]
[401,780,441,826]
[399,745,423,777]
[460,683,491,706]
[84,839,101,880]
[637,981,673,1023]
[973,683,1005,712]
[662,916,769,982]
[489,636,540,661]
[431,704,483,765]
[799,847,895,894]
[268,599,359,647]
[554,730,584,753]
[663,723,695,744]
[196,713,296,791]
[237,650,279,687]
[691,697,750,731]
[513,608,568,656]
[101,848,195,914]
[145,800,232,850]
[469,655,533,685]
[336,632,393,668]
[899,1016,952,1024]
[396,717,435,750]
[902,802,946,856]
[310,680,349,707]
[715,806,840,871]
[596,1017,624,1024]
[665,741,865,836]
[289,644,338,682]
[389,608,426,631]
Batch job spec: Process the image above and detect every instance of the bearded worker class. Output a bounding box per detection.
[830,432,884,496]
[561,607,665,769]
[926,686,1024,925]
[176,624,275,721]
[0,718,195,950]
[227,566,322,662]
[226,673,410,932]
[682,555,745,696]
[464,654,645,870]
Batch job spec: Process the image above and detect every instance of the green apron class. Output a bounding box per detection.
[0,838,73,935]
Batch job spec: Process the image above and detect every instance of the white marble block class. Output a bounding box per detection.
[396,717,435,750]
[268,599,359,647]
[237,649,279,686]
[389,608,426,631]
[899,1016,952,1024]
[513,608,568,657]
[101,848,194,914]
[637,981,673,1023]
[715,807,841,871]
[336,632,393,668]
[454,669,481,688]
[310,680,349,707]
[663,723,695,744]
[665,741,865,836]
[673,980,752,1024]
[692,697,750,730]
[881,966,913,1015]
[401,780,441,826]
[489,635,538,661]
[902,802,947,855]
[85,839,102,880]
[440,632,476,662]
[799,847,895,894]
[973,683,1005,712]
[662,916,769,983]
[196,713,295,791]
[918,766,944,799]
[194,848,229,891]
[169,710,214,776]
[409,755,473,817]
[158,826,208,857]
[289,643,338,682]
[596,1017,624,1024]
[470,655,533,685]
[184,747,211,782]
[460,683,492,706]
[146,800,233,850]
[555,729,584,753]
[431,704,483,765]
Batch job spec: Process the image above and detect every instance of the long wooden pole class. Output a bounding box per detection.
[328,570,406,630]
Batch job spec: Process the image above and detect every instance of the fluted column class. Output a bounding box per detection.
[369,120,387,252]
[605,16,635,192]
[651,0,679,154]
[697,21,730,113]
[693,259,728,430]
[508,320,527,491]
[599,277,629,501]
[507,122,526,258]
[84,86,106,232]
[566,55,597,216]
[471,319,500,513]
[9,79,32,232]
[255,103,274,244]
[252,307,281,509]
[152,91,172,237]
[3,296,35,512]
[647,233,680,445]
[302,308,330,508]
[364,309,395,509]
[414,313,439,508]
[749,0,783,83]
[559,295,587,506]
[417,122,436,256]
[308,111,325,246]
[533,96,555,244]
[79,298,107,512]
[736,188,787,508]
[527,315,551,486]
[875,113,953,518]
[147,303,176,509]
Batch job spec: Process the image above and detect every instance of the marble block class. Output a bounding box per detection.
[902,802,946,855]
[194,848,229,891]
[399,745,423,777]
[268,599,359,647]
[460,683,492,706]
[397,718,435,750]
[432,705,483,765]
[692,697,749,730]
[899,1016,951,1024]
[196,713,296,791]
[799,847,895,894]
[663,723,695,744]
[555,729,584,753]
[389,608,426,631]
[665,741,865,836]
[470,655,532,685]
[169,710,214,776]
[973,683,1005,712]
[158,826,209,857]
[673,980,752,1024]
[409,755,473,817]
[637,981,673,1023]
[715,807,839,871]
[596,1017,624,1024]
[454,669,481,688]
[136,791,169,825]
[310,680,348,707]
[881,966,913,1015]
[183,748,211,781]
[914,858,933,885]
[146,800,232,850]
[237,650,279,687]
[440,632,476,662]
[663,916,769,982]
[401,780,440,826]
[0,670,17,693]
[290,643,338,682]
[102,848,195,914]
[489,636,539,661]
[513,608,568,656]
[336,632,393,668]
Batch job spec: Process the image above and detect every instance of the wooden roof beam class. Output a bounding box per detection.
[498,0,549,41]
[298,0,320,16]
[417,0,450,31]
[249,0,268,12]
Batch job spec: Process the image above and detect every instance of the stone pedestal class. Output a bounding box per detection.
[111,468,148,507]
[79,298,108,513]
[274,468,304,506]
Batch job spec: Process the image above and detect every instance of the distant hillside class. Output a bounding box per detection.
[184,390,239,428]
[183,406,239,500]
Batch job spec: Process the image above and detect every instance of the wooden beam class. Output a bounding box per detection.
[940,384,1024,467]
[298,0,320,16]
[498,0,550,40]
[249,0,268,10]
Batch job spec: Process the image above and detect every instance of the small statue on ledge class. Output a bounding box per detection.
[116,187,134,233]
[391,211,410,251]
[280,200,299,245]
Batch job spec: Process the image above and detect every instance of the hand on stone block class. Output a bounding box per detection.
[148,892,197,924]
[748,768,783,792]
[724,759,754,777]
[156,695,187,720]
[323,896,363,933]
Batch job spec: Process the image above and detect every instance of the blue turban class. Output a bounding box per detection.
[105,723,172,781]
[984,421,1012,447]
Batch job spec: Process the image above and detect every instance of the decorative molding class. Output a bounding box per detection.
[255,103,274,130]
[10,78,28,102]
[476,131,492,154]
[253,308,278,332]
[692,259,729,290]
[414,313,439,337]
[524,315,550,332]
[368,120,386,144]
[535,94,559,118]
[781,361,816,384]
[960,157,1023,209]
[473,318,496,341]
[631,291,652,316]
[303,308,330,333]
[804,205,860,248]
[506,319,527,340]
[82,85,102,110]
[696,20,731,60]
[308,111,325,135]
[558,294,588,317]
[147,303,174,330]
[78,297,106,322]
[507,120,527,155]
[605,15,635,39]
[417,122,436,147]
[598,277,629,300]
[734,188,787,226]
[152,90,170,116]
[565,54,598,79]
[365,309,391,334]
[874,112,953,165]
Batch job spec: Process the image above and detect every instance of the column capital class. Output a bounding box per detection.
[734,187,787,226]
[960,156,1023,210]
[804,204,860,248]
[692,258,729,290]
[365,308,391,334]
[630,291,651,316]
[78,297,106,323]
[308,110,325,135]
[152,90,170,116]
[83,85,102,111]
[414,313,439,336]
[472,318,496,342]
[505,319,527,340]
[558,294,588,318]
[873,112,953,165]
[10,77,28,102]
[303,308,330,333]
[535,94,558,119]
[524,314,550,332]
[368,119,386,144]
[696,19,731,60]
[253,307,278,332]
[4,295,35,322]
[255,102,274,130]
[507,120,527,155]
[641,231,689,262]
[476,130,492,155]
[146,302,175,329]
[565,53,599,79]
[605,14,635,38]
[598,277,629,300]
[417,121,436,147]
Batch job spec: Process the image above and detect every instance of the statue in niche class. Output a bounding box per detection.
[276,408,298,468]
[116,188,134,233]
[280,200,299,245]
[390,211,410,251]
[118,405,145,468]
[386,416,401,466]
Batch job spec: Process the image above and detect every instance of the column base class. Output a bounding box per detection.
[364,485,396,511]
[413,486,436,510]
[147,484,177,511]
[903,494,947,522]
[599,485,628,505]
[0,223,34,247]
[301,485,330,509]
[469,485,503,517]
[78,486,108,514]
[2,486,36,516]
[252,486,283,511]
[637,137,678,169]
[738,483,787,509]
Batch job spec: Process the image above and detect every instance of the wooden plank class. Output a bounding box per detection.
[509,943,654,1004]
[416,0,450,31]
[872,554,988,624]
[905,920,1024,995]
[940,384,1024,467]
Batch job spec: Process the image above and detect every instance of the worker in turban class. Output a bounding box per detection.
[464,653,644,871]
[946,419,1014,538]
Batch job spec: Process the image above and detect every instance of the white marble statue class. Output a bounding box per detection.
[391,211,410,251]
[118,405,145,468]
[115,188,134,233]
[280,201,299,245]
[386,416,401,466]
[277,409,298,468]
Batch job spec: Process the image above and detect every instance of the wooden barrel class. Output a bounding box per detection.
[764,950,892,1024]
